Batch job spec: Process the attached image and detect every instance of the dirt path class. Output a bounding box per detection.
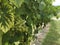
[30,23,50,45]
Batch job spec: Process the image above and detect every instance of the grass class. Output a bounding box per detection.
[42,20,60,45]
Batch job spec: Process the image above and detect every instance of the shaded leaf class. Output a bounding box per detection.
[10,0,24,8]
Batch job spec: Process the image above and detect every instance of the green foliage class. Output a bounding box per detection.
[10,0,24,8]
[0,0,14,33]
[0,0,59,45]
